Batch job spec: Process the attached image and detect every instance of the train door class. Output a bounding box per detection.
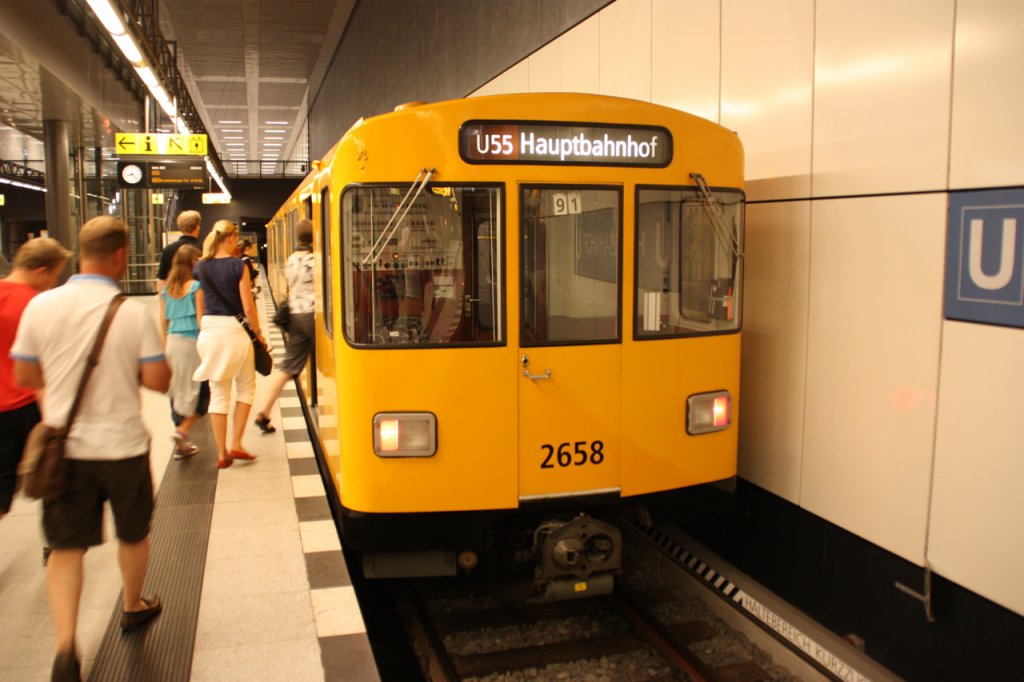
[517,186,622,500]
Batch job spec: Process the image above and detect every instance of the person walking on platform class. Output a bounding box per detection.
[254,220,315,434]
[160,244,204,459]
[11,217,170,681]
[0,237,69,522]
[193,219,263,469]
[156,209,201,292]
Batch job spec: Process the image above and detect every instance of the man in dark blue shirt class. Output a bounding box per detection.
[156,210,201,292]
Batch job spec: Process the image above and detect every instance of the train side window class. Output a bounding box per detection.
[321,188,333,337]
[520,186,621,345]
[341,184,504,347]
[635,187,744,337]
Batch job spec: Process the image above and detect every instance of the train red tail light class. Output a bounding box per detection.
[686,391,732,435]
[373,412,437,457]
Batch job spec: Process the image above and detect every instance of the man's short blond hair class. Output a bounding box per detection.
[176,210,201,233]
[12,237,70,271]
[78,216,129,260]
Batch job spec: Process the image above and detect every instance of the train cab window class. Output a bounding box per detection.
[342,185,503,346]
[520,187,621,345]
[635,187,744,337]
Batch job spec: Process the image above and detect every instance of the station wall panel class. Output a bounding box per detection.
[479,62,530,97]
[597,0,652,101]
[527,40,562,92]
[948,0,1024,189]
[801,194,946,562]
[721,0,813,202]
[810,0,954,197]
[737,201,811,503]
[558,14,601,94]
[651,0,720,124]
[929,320,1024,617]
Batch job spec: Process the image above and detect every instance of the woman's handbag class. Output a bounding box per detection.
[18,295,125,501]
[200,261,272,376]
[272,300,290,330]
[239,316,273,375]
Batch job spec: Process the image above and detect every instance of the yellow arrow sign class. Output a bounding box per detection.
[115,133,137,154]
[152,193,165,205]
[115,133,209,156]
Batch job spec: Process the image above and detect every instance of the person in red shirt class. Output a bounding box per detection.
[0,237,69,520]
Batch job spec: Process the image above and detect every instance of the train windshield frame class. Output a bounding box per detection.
[634,185,744,338]
[341,183,505,348]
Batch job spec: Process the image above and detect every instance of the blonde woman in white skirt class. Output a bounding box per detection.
[192,220,264,469]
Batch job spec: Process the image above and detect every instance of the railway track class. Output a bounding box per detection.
[394,531,798,681]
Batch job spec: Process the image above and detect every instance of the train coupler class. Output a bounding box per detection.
[533,514,622,601]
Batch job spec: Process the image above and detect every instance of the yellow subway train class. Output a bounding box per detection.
[266,93,744,598]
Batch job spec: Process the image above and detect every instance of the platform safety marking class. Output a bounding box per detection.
[634,524,872,682]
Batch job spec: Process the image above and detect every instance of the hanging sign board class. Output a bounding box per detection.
[115,133,208,156]
[202,192,231,204]
[150,161,207,189]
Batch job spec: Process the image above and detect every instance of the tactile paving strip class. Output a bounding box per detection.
[88,419,218,682]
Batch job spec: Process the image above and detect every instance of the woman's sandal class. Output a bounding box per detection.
[254,413,276,434]
[217,457,233,469]
[229,449,256,461]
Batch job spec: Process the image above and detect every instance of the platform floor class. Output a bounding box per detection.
[0,289,379,681]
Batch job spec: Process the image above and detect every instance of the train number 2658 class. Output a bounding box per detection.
[540,440,605,468]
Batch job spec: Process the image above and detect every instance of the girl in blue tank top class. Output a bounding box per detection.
[160,244,204,458]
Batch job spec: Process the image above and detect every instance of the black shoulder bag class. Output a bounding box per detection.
[200,260,272,376]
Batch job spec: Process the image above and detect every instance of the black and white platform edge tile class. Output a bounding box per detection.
[267,295,379,681]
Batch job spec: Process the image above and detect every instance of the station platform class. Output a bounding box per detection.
[0,289,380,682]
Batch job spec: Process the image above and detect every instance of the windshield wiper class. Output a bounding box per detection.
[362,167,436,266]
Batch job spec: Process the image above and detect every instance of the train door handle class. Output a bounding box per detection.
[521,354,552,380]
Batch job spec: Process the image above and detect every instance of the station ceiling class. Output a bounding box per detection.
[0,0,355,175]
[157,0,354,169]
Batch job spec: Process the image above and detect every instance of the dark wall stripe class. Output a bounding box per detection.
[309,0,614,158]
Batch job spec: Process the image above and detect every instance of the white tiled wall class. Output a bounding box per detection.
[812,0,955,197]
[651,0,720,124]
[722,0,813,201]
[737,201,810,501]
[801,195,945,562]
[559,14,600,93]
[948,0,1024,189]
[929,321,1024,615]
[470,0,1024,617]
[598,0,651,101]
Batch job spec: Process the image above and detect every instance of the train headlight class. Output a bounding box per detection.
[373,412,437,457]
[686,391,732,435]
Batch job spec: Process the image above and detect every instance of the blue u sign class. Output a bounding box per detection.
[945,188,1024,328]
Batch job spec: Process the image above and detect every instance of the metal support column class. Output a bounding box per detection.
[43,118,73,252]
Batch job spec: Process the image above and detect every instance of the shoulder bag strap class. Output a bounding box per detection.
[64,294,126,430]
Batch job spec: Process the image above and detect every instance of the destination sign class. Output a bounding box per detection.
[460,121,672,167]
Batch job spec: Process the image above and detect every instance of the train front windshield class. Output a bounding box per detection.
[635,188,744,336]
[342,185,504,346]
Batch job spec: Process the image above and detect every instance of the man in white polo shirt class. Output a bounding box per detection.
[12,216,171,682]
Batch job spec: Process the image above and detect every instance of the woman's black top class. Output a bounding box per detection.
[195,257,244,316]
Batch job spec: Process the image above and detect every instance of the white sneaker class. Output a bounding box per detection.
[173,433,199,459]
